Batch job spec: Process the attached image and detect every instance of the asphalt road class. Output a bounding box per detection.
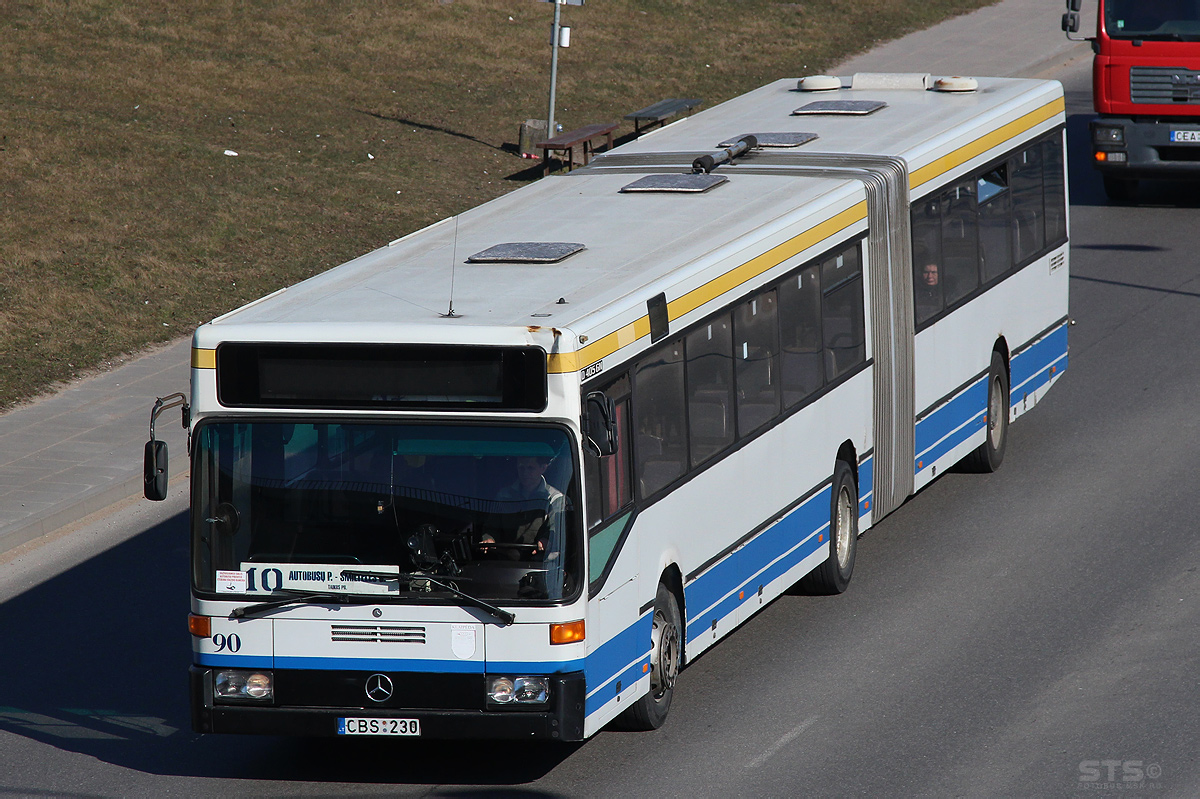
[2,61,1199,799]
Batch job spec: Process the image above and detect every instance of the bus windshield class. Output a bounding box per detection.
[1104,0,1200,40]
[191,421,581,603]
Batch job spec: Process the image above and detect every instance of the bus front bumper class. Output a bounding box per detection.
[190,666,586,741]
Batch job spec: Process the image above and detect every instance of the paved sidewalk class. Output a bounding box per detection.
[0,0,1089,556]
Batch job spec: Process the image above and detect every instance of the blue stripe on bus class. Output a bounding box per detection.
[1011,322,1068,396]
[858,454,874,511]
[914,322,1068,473]
[684,485,831,645]
[195,652,273,668]
[584,612,652,717]
[915,378,988,464]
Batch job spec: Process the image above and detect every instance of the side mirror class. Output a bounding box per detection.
[1065,0,1081,12]
[143,391,189,502]
[583,391,617,457]
[1062,11,1080,33]
[144,439,169,501]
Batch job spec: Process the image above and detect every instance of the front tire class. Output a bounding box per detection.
[963,350,1009,473]
[797,460,858,595]
[617,582,682,730]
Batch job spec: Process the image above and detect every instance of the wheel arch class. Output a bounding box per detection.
[658,563,685,663]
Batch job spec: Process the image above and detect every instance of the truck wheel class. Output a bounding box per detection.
[797,460,857,595]
[1102,176,1138,203]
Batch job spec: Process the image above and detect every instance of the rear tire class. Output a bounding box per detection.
[1102,175,1138,203]
[963,351,1009,473]
[797,460,857,595]
[617,582,682,730]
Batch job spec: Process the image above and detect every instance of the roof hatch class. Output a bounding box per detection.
[620,174,728,193]
[792,100,887,116]
[466,242,586,263]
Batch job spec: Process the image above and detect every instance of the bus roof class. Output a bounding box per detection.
[197,75,1063,365]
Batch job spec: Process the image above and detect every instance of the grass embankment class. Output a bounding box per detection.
[0,0,996,409]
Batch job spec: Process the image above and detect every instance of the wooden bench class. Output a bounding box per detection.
[624,98,702,136]
[536,121,620,176]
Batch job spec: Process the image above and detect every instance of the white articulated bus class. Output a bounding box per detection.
[145,72,1068,741]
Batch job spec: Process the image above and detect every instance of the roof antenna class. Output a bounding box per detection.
[441,215,461,318]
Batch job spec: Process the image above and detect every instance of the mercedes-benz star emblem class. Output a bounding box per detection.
[365,673,393,703]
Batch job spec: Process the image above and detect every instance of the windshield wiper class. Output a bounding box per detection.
[230,589,387,619]
[341,569,516,626]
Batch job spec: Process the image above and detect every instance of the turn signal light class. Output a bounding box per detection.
[550,620,585,645]
[189,614,212,638]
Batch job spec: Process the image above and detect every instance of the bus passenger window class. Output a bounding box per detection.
[633,344,687,498]
[941,179,980,306]
[734,290,780,436]
[822,247,865,380]
[1011,145,1046,263]
[685,314,735,467]
[978,167,1012,284]
[912,199,944,325]
[1043,135,1067,246]
[779,264,824,408]
[583,375,632,528]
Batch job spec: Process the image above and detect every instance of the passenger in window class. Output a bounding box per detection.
[914,248,943,320]
[479,456,566,559]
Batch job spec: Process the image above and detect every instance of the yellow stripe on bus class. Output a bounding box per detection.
[548,202,868,375]
[909,96,1065,191]
[192,348,216,369]
[548,95,1066,377]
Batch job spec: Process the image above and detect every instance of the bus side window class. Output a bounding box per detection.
[978,166,1012,284]
[633,345,687,499]
[685,313,735,468]
[733,289,780,437]
[912,198,944,325]
[779,263,824,408]
[822,245,866,380]
[1011,144,1046,263]
[583,375,632,528]
[941,179,980,306]
[1042,133,1067,246]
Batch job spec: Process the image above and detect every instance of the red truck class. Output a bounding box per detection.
[1063,0,1200,201]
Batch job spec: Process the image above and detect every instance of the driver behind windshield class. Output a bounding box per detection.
[479,455,566,559]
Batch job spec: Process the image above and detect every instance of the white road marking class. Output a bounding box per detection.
[746,715,819,769]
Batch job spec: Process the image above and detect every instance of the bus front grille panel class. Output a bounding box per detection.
[331,624,427,644]
[1130,66,1200,105]
[274,670,485,710]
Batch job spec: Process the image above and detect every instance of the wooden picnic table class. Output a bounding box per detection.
[536,121,620,176]
[624,98,703,135]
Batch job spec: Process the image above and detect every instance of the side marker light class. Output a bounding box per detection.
[550,620,585,645]
[189,614,211,638]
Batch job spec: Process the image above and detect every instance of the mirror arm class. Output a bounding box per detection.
[149,392,190,442]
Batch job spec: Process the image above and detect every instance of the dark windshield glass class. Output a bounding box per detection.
[1105,0,1200,39]
[192,422,581,602]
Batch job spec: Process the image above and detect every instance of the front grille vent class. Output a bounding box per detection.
[331,624,426,644]
[1130,66,1200,105]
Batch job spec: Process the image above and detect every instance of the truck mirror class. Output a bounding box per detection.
[583,392,617,457]
[1062,11,1080,33]
[144,439,169,501]
[1066,0,1081,12]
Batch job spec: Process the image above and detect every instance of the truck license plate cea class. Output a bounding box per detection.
[1170,130,1200,143]
[338,718,421,736]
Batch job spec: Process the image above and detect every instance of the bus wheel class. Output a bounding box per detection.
[619,582,681,730]
[798,460,858,595]
[963,351,1009,473]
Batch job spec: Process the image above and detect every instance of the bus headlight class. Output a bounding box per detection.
[215,670,274,701]
[487,676,550,706]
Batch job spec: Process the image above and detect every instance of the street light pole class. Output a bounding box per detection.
[548,0,562,137]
